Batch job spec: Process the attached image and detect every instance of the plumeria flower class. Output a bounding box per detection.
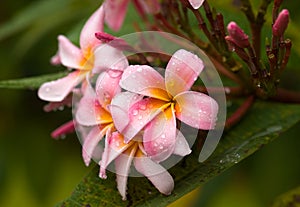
[104,0,160,31]
[38,5,127,102]
[75,69,125,166]
[100,92,191,200]
[110,49,219,163]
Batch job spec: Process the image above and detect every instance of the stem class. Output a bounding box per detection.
[192,86,246,97]
[270,88,300,103]
[225,95,255,130]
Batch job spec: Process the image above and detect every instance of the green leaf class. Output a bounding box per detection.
[0,72,67,90]
[0,0,73,41]
[56,101,300,207]
[271,186,300,207]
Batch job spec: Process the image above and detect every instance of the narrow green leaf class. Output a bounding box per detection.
[0,72,67,90]
[0,0,73,41]
[271,186,300,207]
[56,101,300,207]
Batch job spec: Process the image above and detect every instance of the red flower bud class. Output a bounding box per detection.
[273,9,290,37]
[226,21,250,48]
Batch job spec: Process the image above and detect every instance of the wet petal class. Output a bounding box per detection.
[173,130,192,156]
[104,0,131,31]
[120,65,169,101]
[174,91,218,130]
[82,125,107,166]
[76,85,112,126]
[118,98,167,143]
[143,106,177,162]
[93,44,129,73]
[188,0,204,9]
[38,71,84,102]
[80,5,104,54]
[165,49,204,96]
[58,35,86,69]
[95,70,122,110]
[134,152,174,195]
[99,132,133,179]
[110,92,143,133]
[115,144,138,200]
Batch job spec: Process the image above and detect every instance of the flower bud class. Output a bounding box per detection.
[226,21,250,48]
[273,9,290,37]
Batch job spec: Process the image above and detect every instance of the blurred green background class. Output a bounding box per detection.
[0,1,299,206]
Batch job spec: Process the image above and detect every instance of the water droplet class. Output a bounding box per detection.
[139,104,146,110]
[159,146,164,150]
[132,110,138,116]
[138,115,143,120]
[137,67,143,72]
[193,77,198,81]
[58,106,64,111]
[60,134,66,139]
[225,87,231,94]
[161,134,166,139]
[231,47,236,52]
[108,70,122,78]
[45,87,50,92]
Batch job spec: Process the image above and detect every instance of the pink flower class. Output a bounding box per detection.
[103,0,160,31]
[75,70,124,166]
[38,5,128,102]
[110,49,219,162]
[99,119,191,200]
[273,9,290,37]
[76,74,191,200]
[226,21,250,48]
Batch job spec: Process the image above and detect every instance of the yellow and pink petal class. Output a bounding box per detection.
[120,65,169,101]
[165,49,204,97]
[143,106,177,162]
[174,91,218,130]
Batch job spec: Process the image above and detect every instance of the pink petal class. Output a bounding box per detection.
[173,130,192,156]
[93,44,129,73]
[174,91,218,130]
[104,0,131,31]
[57,35,86,69]
[76,85,112,126]
[99,132,133,179]
[95,70,122,110]
[117,98,167,143]
[115,144,138,200]
[134,153,174,195]
[50,52,61,65]
[110,92,143,134]
[51,120,75,139]
[80,5,104,54]
[143,106,177,162]
[82,125,107,166]
[38,71,84,102]
[120,65,170,101]
[165,49,204,97]
[188,0,204,9]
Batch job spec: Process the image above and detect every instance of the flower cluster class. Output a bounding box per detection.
[38,1,219,200]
